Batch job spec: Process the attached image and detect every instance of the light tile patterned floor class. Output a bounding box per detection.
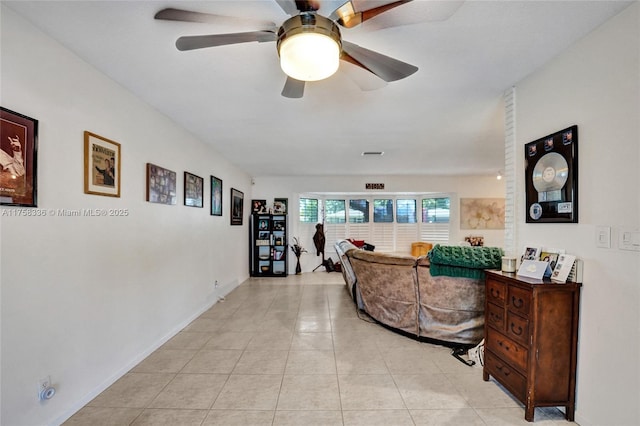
[64,273,576,425]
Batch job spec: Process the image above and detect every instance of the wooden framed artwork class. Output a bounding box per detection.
[524,125,578,223]
[184,171,203,208]
[0,106,38,206]
[273,198,288,214]
[146,163,176,205]
[230,188,244,225]
[210,175,223,216]
[84,131,121,198]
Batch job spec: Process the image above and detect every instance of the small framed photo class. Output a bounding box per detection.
[252,199,267,214]
[146,163,176,205]
[522,246,541,261]
[84,131,121,198]
[184,171,203,208]
[539,247,565,271]
[1,107,38,206]
[273,198,288,214]
[230,188,244,225]
[210,176,223,216]
[464,235,484,247]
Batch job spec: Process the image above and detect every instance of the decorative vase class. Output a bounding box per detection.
[295,258,302,274]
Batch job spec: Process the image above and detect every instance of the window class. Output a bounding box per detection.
[299,198,318,223]
[299,194,451,252]
[422,197,450,223]
[421,197,450,242]
[325,199,346,224]
[396,199,417,223]
[373,199,394,222]
[349,199,369,223]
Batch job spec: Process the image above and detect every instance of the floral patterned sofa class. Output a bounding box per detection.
[335,240,503,346]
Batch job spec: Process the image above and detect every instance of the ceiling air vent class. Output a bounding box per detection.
[361,151,384,156]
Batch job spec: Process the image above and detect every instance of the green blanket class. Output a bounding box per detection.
[428,244,504,279]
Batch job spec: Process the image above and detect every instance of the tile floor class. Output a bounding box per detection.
[64,273,576,425]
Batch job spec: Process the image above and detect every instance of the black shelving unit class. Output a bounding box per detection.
[250,214,288,277]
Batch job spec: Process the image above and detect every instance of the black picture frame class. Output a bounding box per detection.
[184,171,203,208]
[230,188,244,225]
[524,125,578,223]
[252,199,267,214]
[273,197,288,214]
[146,163,177,205]
[210,175,223,216]
[0,106,38,207]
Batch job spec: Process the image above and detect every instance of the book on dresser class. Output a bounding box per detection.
[483,270,581,422]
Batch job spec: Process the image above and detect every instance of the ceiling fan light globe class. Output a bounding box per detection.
[279,33,340,81]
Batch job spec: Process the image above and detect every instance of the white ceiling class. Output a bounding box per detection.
[5,1,632,177]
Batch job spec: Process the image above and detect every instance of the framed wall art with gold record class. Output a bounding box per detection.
[524,125,578,223]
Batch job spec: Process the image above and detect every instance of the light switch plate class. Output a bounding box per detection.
[619,228,640,252]
[595,226,611,249]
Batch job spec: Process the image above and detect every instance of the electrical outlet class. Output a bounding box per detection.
[214,280,219,288]
[38,376,51,400]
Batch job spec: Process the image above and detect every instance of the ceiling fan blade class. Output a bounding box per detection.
[175,31,276,51]
[281,77,305,98]
[341,40,418,82]
[330,0,412,28]
[155,8,276,30]
[275,1,299,15]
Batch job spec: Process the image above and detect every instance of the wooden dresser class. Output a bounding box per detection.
[483,270,581,422]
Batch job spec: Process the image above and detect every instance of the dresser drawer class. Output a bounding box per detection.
[486,328,528,372]
[507,286,531,317]
[485,350,526,402]
[486,302,504,331]
[487,279,506,306]
[506,311,529,346]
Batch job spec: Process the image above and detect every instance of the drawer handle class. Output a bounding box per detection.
[495,363,511,377]
[511,296,524,309]
[490,312,502,323]
[490,288,501,299]
[510,323,523,336]
[498,339,511,352]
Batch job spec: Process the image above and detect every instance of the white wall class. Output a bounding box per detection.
[252,174,505,273]
[0,7,251,426]
[514,3,639,425]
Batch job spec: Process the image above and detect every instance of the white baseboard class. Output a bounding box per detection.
[52,296,219,426]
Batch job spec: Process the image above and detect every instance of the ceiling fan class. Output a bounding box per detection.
[155,0,419,98]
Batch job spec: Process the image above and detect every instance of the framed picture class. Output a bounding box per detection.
[0,106,38,206]
[184,171,203,208]
[230,188,244,225]
[252,199,267,214]
[84,131,120,198]
[539,247,565,271]
[146,163,176,205]
[210,175,223,216]
[460,198,505,229]
[464,235,485,247]
[525,125,578,223]
[522,246,541,262]
[273,197,288,214]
